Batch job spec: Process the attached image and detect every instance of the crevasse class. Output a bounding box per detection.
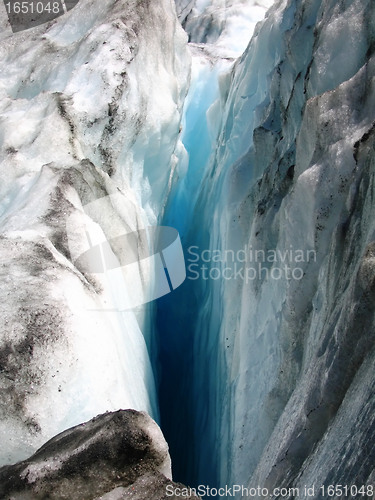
[158,0,375,495]
[0,0,375,497]
[156,0,277,489]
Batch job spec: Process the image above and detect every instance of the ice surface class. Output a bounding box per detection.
[180,0,273,58]
[1,0,375,494]
[163,0,375,494]
[0,0,190,466]
[0,410,176,498]
[157,0,274,488]
[0,163,157,465]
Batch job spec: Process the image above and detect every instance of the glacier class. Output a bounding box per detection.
[0,409,198,499]
[159,0,375,495]
[0,0,189,466]
[0,0,375,497]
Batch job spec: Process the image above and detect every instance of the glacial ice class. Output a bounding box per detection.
[156,0,273,487]
[160,0,375,495]
[0,0,189,466]
[176,0,273,58]
[1,0,375,496]
[0,410,179,498]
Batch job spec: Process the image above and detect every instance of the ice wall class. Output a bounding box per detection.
[0,0,189,466]
[175,0,273,46]
[166,0,375,494]
[158,0,273,488]
[1,0,374,493]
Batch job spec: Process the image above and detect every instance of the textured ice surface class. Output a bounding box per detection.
[0,0,190,466]
[0,410,178,499]
[1,0,375,494]
[158,0,273,487]
[177,0,273,58]
[0,163,159,466]
[164,0,375,494]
